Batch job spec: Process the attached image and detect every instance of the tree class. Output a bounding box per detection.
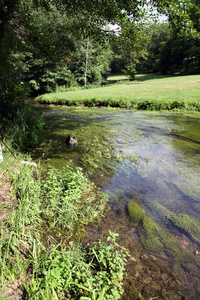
[138,23,170,73]
[112,14,151,80]
[20,6,77,93]
[70,38,112,86]
[1,0,198,120]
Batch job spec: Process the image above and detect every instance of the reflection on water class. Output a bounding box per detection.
[33,106,200,299]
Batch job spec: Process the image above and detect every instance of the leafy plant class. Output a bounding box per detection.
[0,156,129,299]
[22,231,129,300]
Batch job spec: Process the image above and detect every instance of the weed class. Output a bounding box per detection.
[0,153,128,299]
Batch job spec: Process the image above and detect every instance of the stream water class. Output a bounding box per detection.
[32,104,200,299]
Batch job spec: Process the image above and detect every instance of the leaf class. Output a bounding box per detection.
[97,287,107,300]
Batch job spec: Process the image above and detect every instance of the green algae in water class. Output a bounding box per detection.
[128,201,145,222]
[147,200,200,245]
[32,107,118,177]
[104,190,119,203]
[128,201,193,262]
[33,107,200,262]
[142,217,164,252]
[142,216,193,262]
[79,126,116,176]
[113,188,125,198]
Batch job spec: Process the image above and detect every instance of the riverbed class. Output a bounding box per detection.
[32,105,200,299]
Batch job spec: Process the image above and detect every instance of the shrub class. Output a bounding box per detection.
[22,232,129,300]
[6,106,45,152]
[0,160,128,299]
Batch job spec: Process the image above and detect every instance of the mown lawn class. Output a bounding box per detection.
[35,74,200,111]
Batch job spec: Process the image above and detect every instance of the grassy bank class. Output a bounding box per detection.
[0,144,129,299]
[35,74,200,111]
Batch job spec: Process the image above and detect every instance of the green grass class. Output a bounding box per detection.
[35,74,200,111]
[0,146,129,299]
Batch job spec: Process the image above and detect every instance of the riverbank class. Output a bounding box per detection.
[0,143,188,300]
[2,105,200,299]
[35,74,200,111]
[0,146,129,299]
[30,105,200,299]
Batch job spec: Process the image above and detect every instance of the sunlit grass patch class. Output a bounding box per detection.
[35,74,200,111]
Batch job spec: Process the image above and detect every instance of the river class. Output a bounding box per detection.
[32,104,200,299]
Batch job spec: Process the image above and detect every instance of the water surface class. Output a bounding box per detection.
[33,105,200,299]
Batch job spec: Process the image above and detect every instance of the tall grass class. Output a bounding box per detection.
[0,149,129,299]
[2,105,45,152]
[35,74,200,111]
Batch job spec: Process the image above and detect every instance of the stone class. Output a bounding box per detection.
[128,256,137,263]
[66,133,78,145]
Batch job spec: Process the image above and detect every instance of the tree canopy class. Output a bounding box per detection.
[0,0,199,135]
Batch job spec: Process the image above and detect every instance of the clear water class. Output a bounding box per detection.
[33,105,200,299]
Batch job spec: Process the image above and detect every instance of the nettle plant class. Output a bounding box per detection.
[1,161,129,299]
[12,161,108,231]
[23,231,129,300]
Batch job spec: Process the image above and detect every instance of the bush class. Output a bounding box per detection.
[0,161,128,299]
[22,232,129,300]
[6,106,45,152]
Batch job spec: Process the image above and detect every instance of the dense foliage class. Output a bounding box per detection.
[141,22,200,75]
[0,157,129,299]
[0,0,199,150]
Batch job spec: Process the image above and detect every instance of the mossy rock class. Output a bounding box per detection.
[128,201,145,222]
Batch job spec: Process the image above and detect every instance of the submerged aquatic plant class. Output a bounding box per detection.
[128,201,145,222]
[147,200,200,245]
[79,125,116,176]
[128,200,194,262]
[142,216,194,262]
[129,153,140,164]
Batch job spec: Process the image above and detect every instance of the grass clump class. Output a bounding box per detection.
[0,150,129,299]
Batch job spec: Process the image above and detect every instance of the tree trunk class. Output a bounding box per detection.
[0,0,19,40]
[84,38,89,86]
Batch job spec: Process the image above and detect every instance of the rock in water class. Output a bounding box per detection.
[66,133,77,145]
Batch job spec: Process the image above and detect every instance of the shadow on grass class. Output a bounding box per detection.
[135,73,175,82]
[107,73,176,84]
